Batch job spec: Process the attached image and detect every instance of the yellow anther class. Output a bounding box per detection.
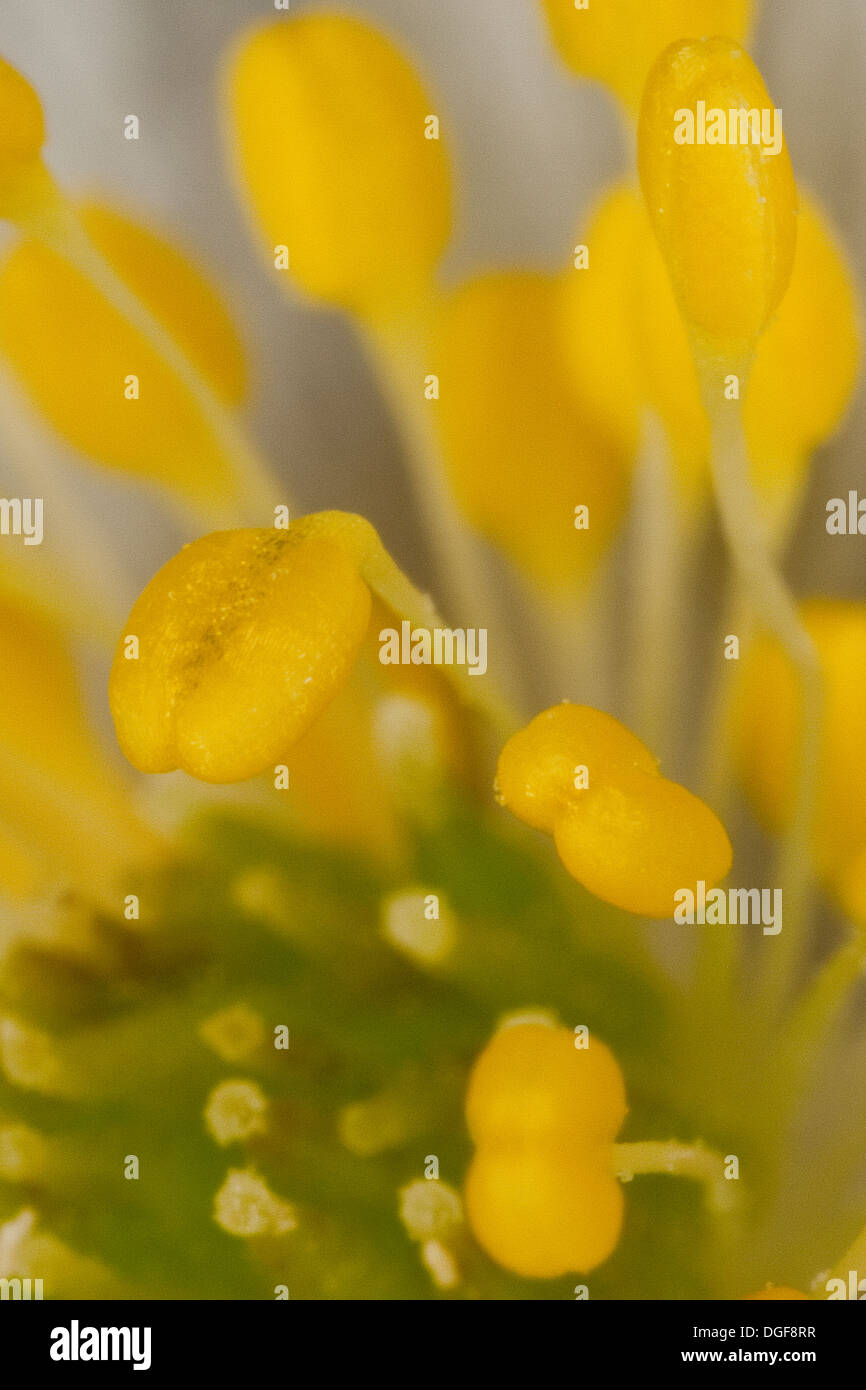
[639,37,797,360]
[0,595,160,906]
[736,601,866,901]
[495,704,657,833]
[465,1146,624,1279]
[466,1022,626,1153]
[0,201,248,511]
[560,186,645,466]
[109,517,375,783]
[437,271,629,592]
[497,704,731,916]
[0,55,44,167]
[744,198,860,517]
[77,202,248,406]
[464,1023,626,1278]
[539,0,753,114]
[225,14,451,320]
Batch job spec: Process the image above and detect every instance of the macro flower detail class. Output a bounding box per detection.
[0,200,251,519]
[0,594,160,907]
[496,705,732,916]
[437,271,629,592]
[735,600,866,917]
[633,185,859,523]
[0,54,44,170]
[539,0,753,114]
[109,510,493,784]
[464,1022,627,1277]
[109,517,376,783]
[638,37,797,360]
[0,0,865,1319]
[224,13,451,322]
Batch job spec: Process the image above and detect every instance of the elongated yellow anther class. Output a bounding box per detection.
[736,601,866,897]
[225,14,451,320]
[110,516,377,784]
[464,1023,626,1278]
[437,271,629,592]
[0,201,248,511]
[77,203,248,407]
[744,199,860,513]
[497,704,731,916]
[639,38,797,360]
[0,56,44,167]
[559,187,645,466]
[0,596,160,906]
[539,0,753,114]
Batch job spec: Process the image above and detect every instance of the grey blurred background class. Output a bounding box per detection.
[0,0,864,606]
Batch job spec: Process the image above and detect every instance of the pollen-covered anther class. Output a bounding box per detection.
[213,1169,297,1238]
[199,1003,267,1064]
[108,514,386,784]
[638,36,797,360]
[464,1023,628,1278]
[205,1080,270,1147]
[381,889,457,965]
[496,704,731,917]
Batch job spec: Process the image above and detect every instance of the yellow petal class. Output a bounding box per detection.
[437,271,629,592]
[539,0,753,114]
[465,1147,624,1278]
[0,221,245,511]
[638,38,797,359]
[466,1022,627,1151]
[224,14,452,319]
[109,519,376,783]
